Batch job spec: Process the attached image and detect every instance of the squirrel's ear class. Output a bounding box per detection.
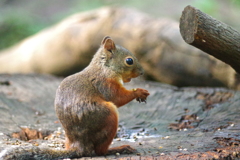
[101,36,111,45]
[101,36,116,51]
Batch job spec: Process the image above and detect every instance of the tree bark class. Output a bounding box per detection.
[180,5,240,74]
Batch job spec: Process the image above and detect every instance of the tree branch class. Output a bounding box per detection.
[180,5,240,74]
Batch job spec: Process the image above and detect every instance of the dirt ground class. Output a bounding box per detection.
[0,74,239,159]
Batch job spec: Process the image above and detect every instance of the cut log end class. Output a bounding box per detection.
[179,5,198,44]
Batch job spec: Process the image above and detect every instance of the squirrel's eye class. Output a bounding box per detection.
[125,58,133,65]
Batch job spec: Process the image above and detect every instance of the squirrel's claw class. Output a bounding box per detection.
[136,97,147,103]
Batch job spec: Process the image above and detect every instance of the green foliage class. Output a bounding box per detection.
[0,16,44,50]
[231,0,240,6]
[192,0,219,16]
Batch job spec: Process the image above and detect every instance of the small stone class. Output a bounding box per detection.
[48,143,55,147]
[34,143,39,146]
[162,136,170,139]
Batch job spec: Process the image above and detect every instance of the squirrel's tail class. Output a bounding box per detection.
[0,146,81,160]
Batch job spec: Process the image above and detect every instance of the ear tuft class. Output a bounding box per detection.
[101,36,111,45]
[101,36,116,51]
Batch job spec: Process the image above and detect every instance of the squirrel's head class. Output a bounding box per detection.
[94,36,144,83]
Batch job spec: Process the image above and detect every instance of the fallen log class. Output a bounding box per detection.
[180,5,240,74]
[0,7,238,89]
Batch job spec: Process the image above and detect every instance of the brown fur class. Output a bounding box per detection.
[54,36,150,157]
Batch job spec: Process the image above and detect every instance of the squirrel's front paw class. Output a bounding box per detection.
[133,88,150,103]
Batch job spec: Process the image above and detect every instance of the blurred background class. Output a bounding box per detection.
[0,0,240,89]
[1,0,240,50]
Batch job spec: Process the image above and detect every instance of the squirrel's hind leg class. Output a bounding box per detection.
[93,102,136,156]
[93,102,118,155]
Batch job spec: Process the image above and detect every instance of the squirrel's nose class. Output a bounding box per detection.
[137,65,144,76]
[139,69,144,76]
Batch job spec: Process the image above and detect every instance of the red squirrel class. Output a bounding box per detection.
[1,36,150,160]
